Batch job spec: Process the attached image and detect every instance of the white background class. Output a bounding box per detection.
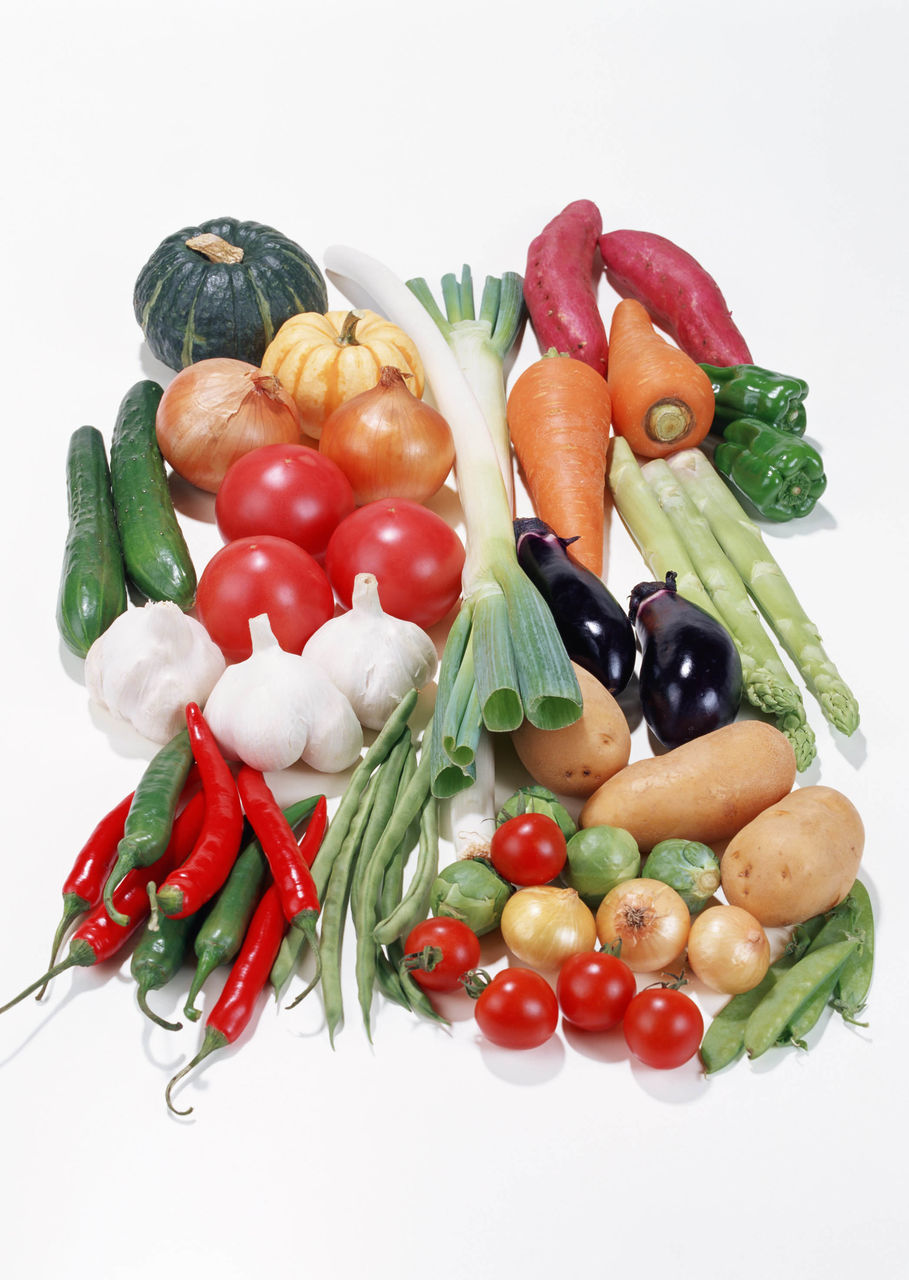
[1,2,906,1276]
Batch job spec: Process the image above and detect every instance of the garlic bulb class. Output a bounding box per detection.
[302,573,438,730]
[85,601,226,743]
[203,613,363,773]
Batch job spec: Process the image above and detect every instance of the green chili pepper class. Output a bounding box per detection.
[713,416,827,521]
[184,796,320,1022]
[131,911,198,1031]
[702,363,809,436]
[102,729,194,926]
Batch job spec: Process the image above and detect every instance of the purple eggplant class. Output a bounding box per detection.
[630,571,743,748]
[514,517,636,694]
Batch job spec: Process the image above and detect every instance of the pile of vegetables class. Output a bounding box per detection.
[6,204,874,1114]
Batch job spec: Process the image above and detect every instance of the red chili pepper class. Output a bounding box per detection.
[236,769,327,996]
[165,882,287,1115]
[152,704,245,920]
[36,789,136,997]
[1,791,206,1016]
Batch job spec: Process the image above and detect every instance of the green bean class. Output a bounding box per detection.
[743,939,857,1061]
[317,773,380,1042]
[373,795,439,946]
[833,879,874,1024]
[375,948,413,1010]
[699,912,827,1073]
[349,733,414,923]
[355,745,430,1038]
[397,965,450,1027]
[269,700,417,997]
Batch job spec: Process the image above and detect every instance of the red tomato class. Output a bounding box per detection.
[214,443,355,558]
[196,535,335,662]
[325,499,465,630]
[489,814,567,886]
[622,986,704,1069]
[557,950,636,1032]
[474,967,559,1050]
[403,918,481,993]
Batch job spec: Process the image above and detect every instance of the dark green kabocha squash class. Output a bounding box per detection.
[133,217,328,370]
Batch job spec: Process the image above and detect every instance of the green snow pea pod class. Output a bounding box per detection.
[833,879,874,1024]
[699,912,828,1073]
[743,939,857,1061]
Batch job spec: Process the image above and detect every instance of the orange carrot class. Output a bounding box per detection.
[606,298,715,458]
[507,350,612,577]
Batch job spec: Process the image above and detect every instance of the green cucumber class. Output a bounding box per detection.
[56,425,128,657]
[109,379,196,608]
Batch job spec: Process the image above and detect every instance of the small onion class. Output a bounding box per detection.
[500,885,597,972]
[319,365,455,505]
[686,904,771,994]
[595,877,690,973]
[156,357,303,493]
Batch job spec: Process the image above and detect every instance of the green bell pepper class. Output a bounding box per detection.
[713,417,827,522]
[701,363,809,436]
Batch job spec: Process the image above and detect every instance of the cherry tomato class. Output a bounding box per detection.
[473,967,559,1050]
[556,950,636,1032]
[489,813,567,886]
[214,443,355,558]
[622,986,704,1069]
[325,499,465,630]
[403,918,481,993]
[196,535,335,662]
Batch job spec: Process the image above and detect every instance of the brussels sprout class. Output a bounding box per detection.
[496,785,577,842]
[562,825,640,909]
[641,839,721,914]
[429,857,513,936]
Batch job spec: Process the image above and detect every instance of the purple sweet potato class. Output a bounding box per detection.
[599,229,753,367]
[524,200,609,376]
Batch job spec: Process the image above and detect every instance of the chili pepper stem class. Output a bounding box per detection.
[165,1026,230,1116]
[153,884,185,919]
[0,938,96,1015]
[137,984,182,1032]
[35,893,91,1000]
[103,851,135,927]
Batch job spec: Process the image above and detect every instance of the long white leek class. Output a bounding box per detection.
[324,245,581,797]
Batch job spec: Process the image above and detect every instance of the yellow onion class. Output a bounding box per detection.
[500,885,597,971]
[156,357,303,493]
[596,877,690,973]
[319,365,455,505]
[686,904,771,994]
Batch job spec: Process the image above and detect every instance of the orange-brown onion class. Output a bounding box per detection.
[500,885,597,971]
[595,877,690,972]
[155,357,303,493]
[319,365,455,505]
[686,904,771,994]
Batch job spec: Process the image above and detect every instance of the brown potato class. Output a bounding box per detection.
[579,720,796,852]
[511,664,631,799]
[721,785,864,927]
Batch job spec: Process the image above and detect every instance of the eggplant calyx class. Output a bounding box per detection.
[513,516,580,553]
[628,570,678,624]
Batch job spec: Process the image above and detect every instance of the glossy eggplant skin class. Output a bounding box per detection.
[630,571,743,748]
[514,517,636,694]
